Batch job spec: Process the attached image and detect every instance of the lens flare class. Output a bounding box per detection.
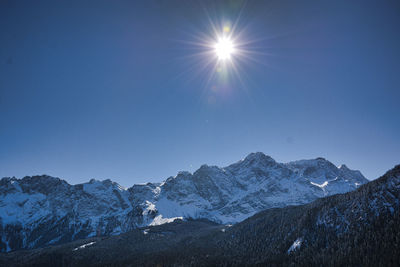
[175,3,272,99]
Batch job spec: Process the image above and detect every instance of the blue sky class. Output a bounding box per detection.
[1,0,399,186]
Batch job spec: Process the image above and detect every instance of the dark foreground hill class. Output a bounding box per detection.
[0,165,399,267]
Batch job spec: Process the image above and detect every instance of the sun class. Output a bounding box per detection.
[178,9,269,91]
[214,37,235,60]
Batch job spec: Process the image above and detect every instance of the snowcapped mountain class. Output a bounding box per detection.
[153,153,367,223]
[0,152,368,252]
[2,166,397,267]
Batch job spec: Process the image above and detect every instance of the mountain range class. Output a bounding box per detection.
[1,163,398,266]
[0,152,368,252]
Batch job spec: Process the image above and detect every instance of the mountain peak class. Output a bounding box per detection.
[246,151,268,158]
[242,152,276,165]
[194,164,221,176]
[199,164,210,169]
[394,164,400,172]
[20,175,67,188]
[22,174,58,181]
[177,171,191,176]
[338,164,350,170]
[173,171,192,180]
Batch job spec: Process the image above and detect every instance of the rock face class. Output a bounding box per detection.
[0,152,368,252]
[1,166,398,267]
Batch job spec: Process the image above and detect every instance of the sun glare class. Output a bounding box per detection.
[215,37,234,60]
[179,8,267,92]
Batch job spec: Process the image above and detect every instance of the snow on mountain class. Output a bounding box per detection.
[0,152,368,251]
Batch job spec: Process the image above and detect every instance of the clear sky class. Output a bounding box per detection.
[1,0,399,186]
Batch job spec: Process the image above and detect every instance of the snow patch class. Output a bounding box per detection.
[310,181,328,188]
[143,201,156,216]
[310,181,329,196]
[149,215,182,226]
[288,238,302,254]
[73,241,96,251]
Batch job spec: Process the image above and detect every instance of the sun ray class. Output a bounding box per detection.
[172,2,277,103]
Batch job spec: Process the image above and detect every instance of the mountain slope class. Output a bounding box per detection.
[0,152,367,251]
[0,165,397,267]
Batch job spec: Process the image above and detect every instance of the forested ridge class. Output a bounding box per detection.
[1,165,399,267]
